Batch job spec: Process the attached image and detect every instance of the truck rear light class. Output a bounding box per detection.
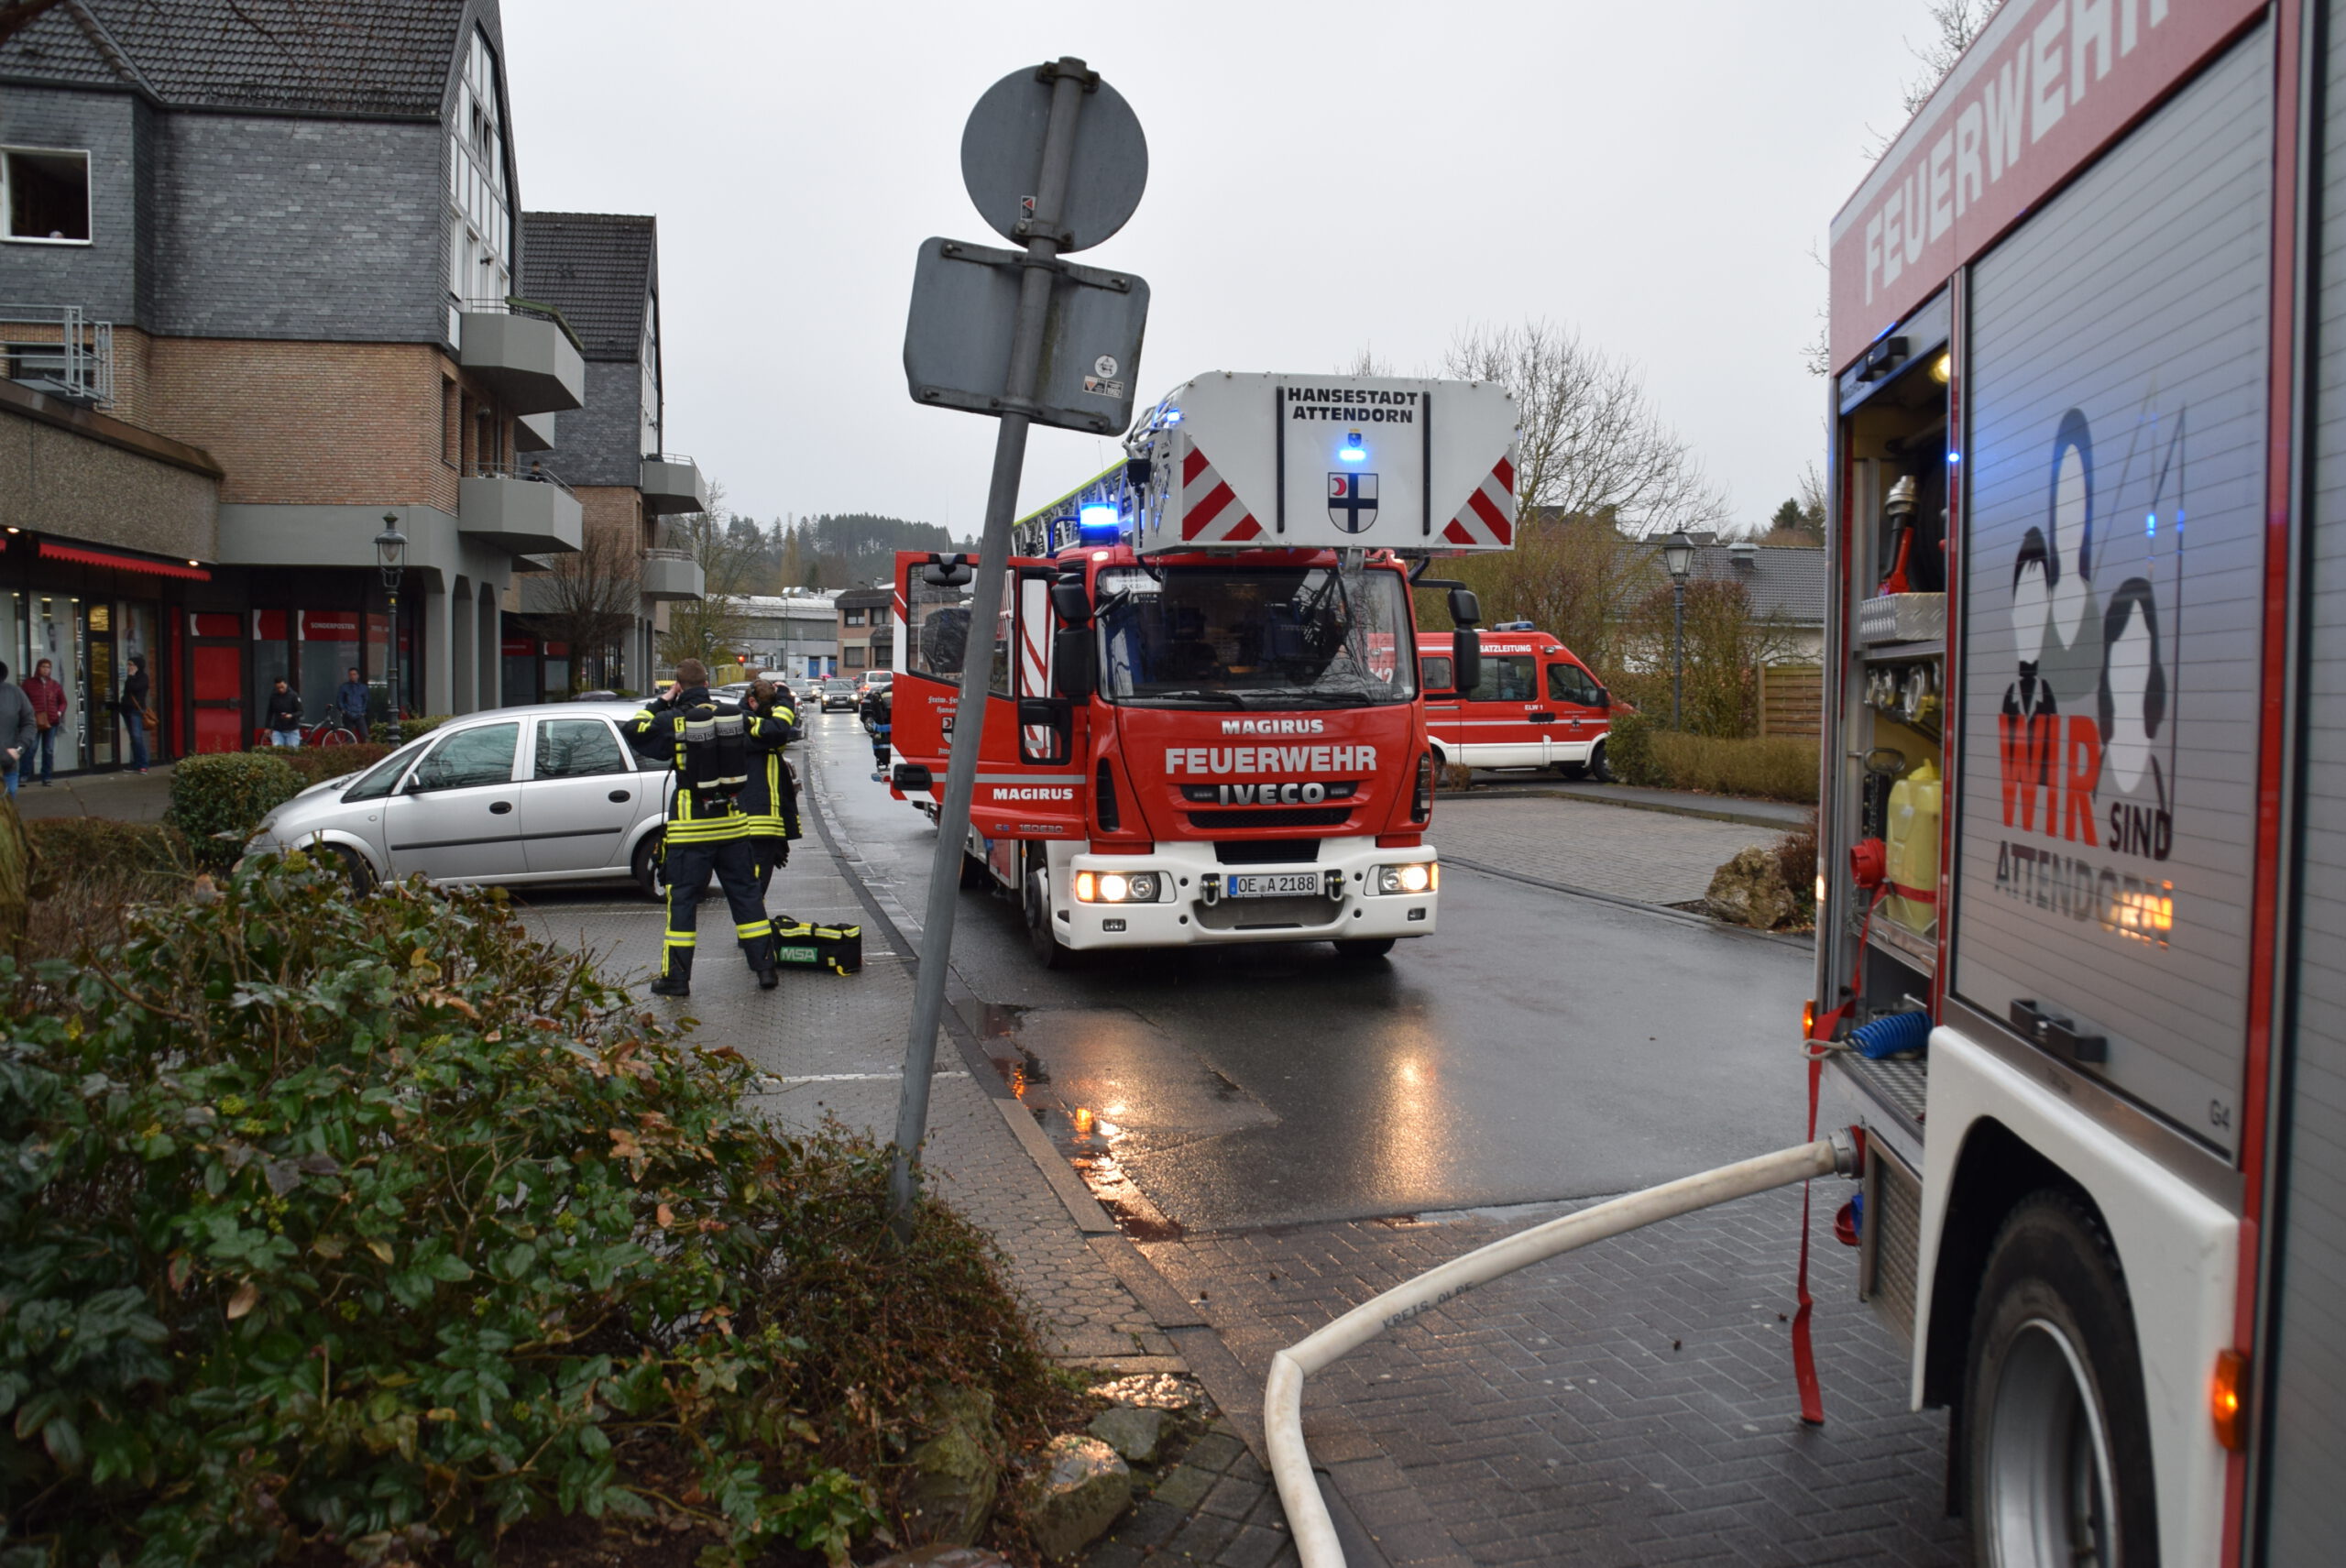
[1411,752,1433,821]
[2212,1350,2248,1451]
[1096,760,1121,832]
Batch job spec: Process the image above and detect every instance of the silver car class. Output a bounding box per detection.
[245,701,670,897]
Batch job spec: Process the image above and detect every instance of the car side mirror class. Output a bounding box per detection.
[1593,688,1611,709]
[921,553,974,588]
[1451,630,1482,696]
[1447,587,1483,629]
[1017,696,1069,729]
[1049,580,1091,624]
[1053,627,1096,701]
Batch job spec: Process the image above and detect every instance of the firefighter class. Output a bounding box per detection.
[738,676,803,904]
[865,684,892,780]
[624,658,784,998]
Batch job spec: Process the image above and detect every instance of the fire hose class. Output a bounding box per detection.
[1263,1134,1860,1568]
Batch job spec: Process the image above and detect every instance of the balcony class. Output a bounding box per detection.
[2,303,112,405]
[514,410,558,451]
[641,546,705,602]
[455,297,584,414]
[460,462,583,555]
[639,452,709,516]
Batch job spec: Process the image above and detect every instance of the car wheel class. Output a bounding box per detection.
[1553,762,1589,779]
[1333,938,1397,960]
[1023,850,1072,969]
[328,844,375,895]
[1585,740,1613,784]
[1963,1192,2157,1568]
[631,831,665,901]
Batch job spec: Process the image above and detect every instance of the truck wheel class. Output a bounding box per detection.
[1333,938,1397,960]
[631,831,665,901]
[1023,854,1073,969]
[1963,1191,2157,1568]
[1585,741,1613,784]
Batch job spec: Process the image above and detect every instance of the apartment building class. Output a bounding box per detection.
[0,0,609,764]
[834,586,891,674]
[501,210,707,701]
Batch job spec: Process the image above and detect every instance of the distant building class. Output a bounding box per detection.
[1680,535,1827,662]
[713,592,839,683]
[834,586,892,673]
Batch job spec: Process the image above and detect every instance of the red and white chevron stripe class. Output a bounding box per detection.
[1441,454,1517,548]
[1178,444,1263,543]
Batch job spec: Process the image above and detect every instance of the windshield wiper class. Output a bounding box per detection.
[1133,689,1250,709]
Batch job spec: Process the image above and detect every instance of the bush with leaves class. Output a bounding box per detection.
[278,742,394,789]
[1604,710,1660,786]
[0,856,1061,1566]
[395,715,451,745]
[165,753,301,867]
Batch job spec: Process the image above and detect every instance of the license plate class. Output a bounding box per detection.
[1225,872,1319,898]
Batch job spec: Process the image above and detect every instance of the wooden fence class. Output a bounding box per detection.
[1757,663,1823,739]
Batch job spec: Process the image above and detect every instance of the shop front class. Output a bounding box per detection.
[0,535,205,776]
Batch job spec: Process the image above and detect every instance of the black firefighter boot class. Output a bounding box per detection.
[651,944,693,998]
[750,932,779,991]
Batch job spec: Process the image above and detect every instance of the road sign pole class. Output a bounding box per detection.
[890,60,1093,1232]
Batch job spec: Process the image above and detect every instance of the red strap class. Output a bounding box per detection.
[1889,882,1938,905]
[1793,1041,1826,1425]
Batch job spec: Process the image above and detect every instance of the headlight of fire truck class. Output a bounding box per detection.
[1371,862,1438,895]
[1073,871,1161,904]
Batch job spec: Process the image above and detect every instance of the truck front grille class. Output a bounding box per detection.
[1189,806,1352,830]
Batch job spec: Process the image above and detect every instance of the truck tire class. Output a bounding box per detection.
[1962,1191,2158,1568]
[1585,740,1613,784]
[1023,850,1073,969]
[1333,938,1397,960]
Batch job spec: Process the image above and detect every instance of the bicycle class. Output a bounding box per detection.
[302,713,363,748]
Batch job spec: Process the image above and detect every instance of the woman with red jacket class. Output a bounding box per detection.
[21,658,65,785]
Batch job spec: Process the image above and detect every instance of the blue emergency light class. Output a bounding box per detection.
[1339,431,1367,464]
[1078,501,1120,542]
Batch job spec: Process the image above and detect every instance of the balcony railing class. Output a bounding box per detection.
[644,546,695,563]
[467,458,577,498]
[456,293,586,355]
[1,303,112,405]
[454,296,586,414]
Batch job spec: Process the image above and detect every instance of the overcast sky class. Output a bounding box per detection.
[501,1,1927,537]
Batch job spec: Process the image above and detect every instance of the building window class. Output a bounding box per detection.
[845,646,866,668]
[843,609,866,627]
[2,148,92,243]
[441,378,458,466]
[640,307,662,456]
[445,28,510,340]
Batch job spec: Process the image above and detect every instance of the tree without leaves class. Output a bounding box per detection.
[1865,0,1999,157]
[1415,510,1661,682]
[1613,577,1804,738]
[655,484,762,672]
[1442,319,1723,538]
[525,520,641,693]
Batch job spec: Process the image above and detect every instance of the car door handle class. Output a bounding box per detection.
[608,789,631,803]
[489,800,513,815]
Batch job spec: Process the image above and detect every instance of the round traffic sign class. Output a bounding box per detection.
[960,63,1147,254]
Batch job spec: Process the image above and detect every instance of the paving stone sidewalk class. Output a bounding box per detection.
[1430,795,1792,907]
[515,821,1173,1370]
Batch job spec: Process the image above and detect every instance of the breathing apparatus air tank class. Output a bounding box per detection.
[1882,755,1942,935]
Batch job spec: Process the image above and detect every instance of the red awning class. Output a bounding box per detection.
[38,541,211,581]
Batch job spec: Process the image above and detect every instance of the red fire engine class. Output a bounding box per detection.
[1419,627,1617,780]
[886,371,1518,966]
[1814,2,2341,1561]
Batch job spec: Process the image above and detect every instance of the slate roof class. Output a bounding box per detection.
[1681,534,1827,626]
[0,0,465,116]
[519,212,655,361]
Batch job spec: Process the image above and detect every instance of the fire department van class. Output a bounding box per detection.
[1810,2,2344,1561]
[887,371,1519,967]
[1420,627,1615,779]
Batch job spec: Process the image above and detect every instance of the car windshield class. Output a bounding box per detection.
[1096,563,1416,709]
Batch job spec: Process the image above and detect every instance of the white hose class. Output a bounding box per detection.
[1265,1135,1856,1568]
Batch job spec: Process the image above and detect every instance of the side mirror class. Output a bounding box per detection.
[1451,630,1482,697]
[1052,627,1096,701]
[1447,587,1483,629]
[1017,696,1069,729]
[921,553,974,588]
[1593,688,1611,710]
[1049,580,1091,625]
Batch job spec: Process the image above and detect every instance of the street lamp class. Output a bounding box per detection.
[376,514,408,729]
[1660,530,1697,730]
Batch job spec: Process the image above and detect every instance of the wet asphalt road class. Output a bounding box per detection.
[803,710,1814,1234]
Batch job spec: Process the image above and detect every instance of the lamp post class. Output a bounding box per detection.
[1660,530,1696,730]
[375,514,408,732]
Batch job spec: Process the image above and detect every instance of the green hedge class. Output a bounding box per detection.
[279,740,392,787]
[0,856,1061,1565]
[1602,713,1818,803]
[395,714,450,744]
[27,818,189,890]
[165,752,301,866]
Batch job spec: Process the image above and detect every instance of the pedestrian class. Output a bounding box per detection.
[334,666,371,740]
[117,654,153,773]
[868,685,892,780]
[0,663,36,799]
[264,678,303,747]
[623,658,789,998]
[738,677,803,904]
[22,658,64,785]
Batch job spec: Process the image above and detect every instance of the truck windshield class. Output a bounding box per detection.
[1095,564,1417,708]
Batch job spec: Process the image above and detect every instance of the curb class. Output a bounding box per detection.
[1442,855,1814,950]
[1442,783,1808,832]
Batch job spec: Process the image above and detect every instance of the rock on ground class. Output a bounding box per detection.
[1023,1433,1132,1563]
[1085,1404,1165,1466]
[899,1387,1000,1548]
[1705,843,1797,928]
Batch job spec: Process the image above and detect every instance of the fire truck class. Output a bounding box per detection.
[1814,2,2341,1560]
[885,371,1518,967]
[1419,627,1617,779]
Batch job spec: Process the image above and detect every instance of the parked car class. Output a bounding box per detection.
[242,702,670,898]
[858,669,893,695]
[818,679,860,712]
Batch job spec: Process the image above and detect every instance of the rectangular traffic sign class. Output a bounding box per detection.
[904,236,1150,435]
